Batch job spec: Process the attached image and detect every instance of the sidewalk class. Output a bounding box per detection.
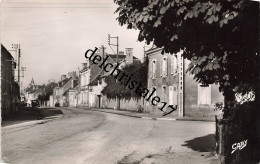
[82,107,215,122]
[2,107,63,129]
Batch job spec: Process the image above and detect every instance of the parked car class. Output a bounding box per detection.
[55,102,60,107]
[31,100,40,107]
[20,101,27,107]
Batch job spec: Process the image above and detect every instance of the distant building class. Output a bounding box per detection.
[146,47,223,117]
[1,44,20,117]
[88,47,140,108]
[51,72,78,107]
[77,46,139,108]
[78,47,124,107]
[25,78,45,106]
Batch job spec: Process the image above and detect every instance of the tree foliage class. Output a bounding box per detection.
[102,59,148,100]
[38,82,58,101]
[114,0,259,99]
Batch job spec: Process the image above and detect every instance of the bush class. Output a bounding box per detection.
[136,105,144,113]
[216,102,259,163]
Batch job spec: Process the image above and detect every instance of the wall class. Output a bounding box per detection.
[146,48,224,117]
[1,45,15,117]
[184,60,224,117]
[103,97,144,111]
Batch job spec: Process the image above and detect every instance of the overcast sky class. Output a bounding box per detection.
[1,0,148,89]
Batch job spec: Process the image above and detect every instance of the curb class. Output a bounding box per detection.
[90,109,176,121]
[175,118,215,122]
[89,109,214,122]
[2,115,64,130]
[91,109,141,118]
[44,114,64,120]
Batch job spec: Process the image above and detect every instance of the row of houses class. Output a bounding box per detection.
[1,44,20,118]
[49,47,138,108]
[47,46,223,117]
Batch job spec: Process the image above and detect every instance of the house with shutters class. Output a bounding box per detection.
[146,47,223,117]
[78,46,138,108]
[51,72,78,107]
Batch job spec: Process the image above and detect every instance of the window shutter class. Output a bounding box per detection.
[165,57,168,76]
[173,56,177,73]
[171,56,174,74]
[160,59,163,76]
[151,61,153,78]
[155,60,157,77]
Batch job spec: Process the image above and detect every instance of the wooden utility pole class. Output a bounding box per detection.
[108,34,120,110]
[18,45,21,87]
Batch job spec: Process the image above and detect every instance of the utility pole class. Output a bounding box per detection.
[18,45,20,87]
[11,44,26,92]
[101,45,105,74]
[11,44,20,84]
[108,34,119,110]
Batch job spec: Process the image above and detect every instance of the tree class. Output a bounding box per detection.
[38,82,58,102]
[114,0,258,116]
[102,59,148,101]
[114,0,259,163]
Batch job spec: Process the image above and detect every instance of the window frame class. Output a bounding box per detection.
[171,55,177,75]
[161,57,168,77]
[151,59,157,79]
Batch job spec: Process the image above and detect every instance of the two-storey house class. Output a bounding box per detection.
[146,47,223,117]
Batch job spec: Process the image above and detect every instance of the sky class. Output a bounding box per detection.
[1,0,149,89]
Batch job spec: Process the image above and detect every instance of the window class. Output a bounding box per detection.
[152,60,157,78]
[198,84,211,105]
[171,55,177,74]
[80,75,83,86]
[85,74,89,85]
[160,57,168,77]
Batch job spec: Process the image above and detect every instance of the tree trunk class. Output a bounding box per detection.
[223,89,235,119]
[116,97,120,110]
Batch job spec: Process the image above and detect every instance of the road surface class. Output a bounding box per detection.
[2,107,217,164]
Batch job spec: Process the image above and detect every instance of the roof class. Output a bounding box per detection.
[108,54,126,59]
[1,44,14,60]
[27,87,44,94]
[58,77,71,87]
[88,74,102,86]
[145,47,163,56]
[88,69,103,86]
[29,77,35,86]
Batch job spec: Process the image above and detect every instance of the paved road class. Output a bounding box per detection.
[2,107,217,164]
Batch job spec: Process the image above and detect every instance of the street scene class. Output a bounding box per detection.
[2,107,217,164]
[1,0,259,164]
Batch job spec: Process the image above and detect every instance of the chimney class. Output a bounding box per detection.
[61,75,66,81]
[119,51,124,55]
[71,80,77,88]
[81,63,88,69]
[125,48,134,64]
[125,48,133,56]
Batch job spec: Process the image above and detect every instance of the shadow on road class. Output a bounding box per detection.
[37,107,63,118]
[182,134,216,152]
[2,107,63,127]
